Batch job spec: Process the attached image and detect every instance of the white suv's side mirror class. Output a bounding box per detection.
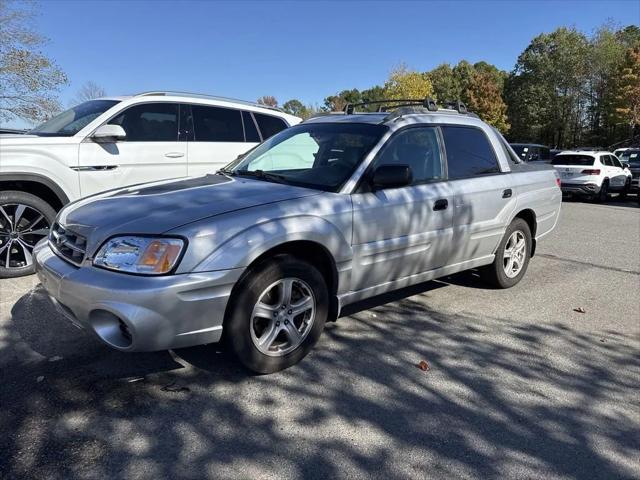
[91,124,126,142]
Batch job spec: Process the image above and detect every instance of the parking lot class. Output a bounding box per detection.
[0,199,638,479]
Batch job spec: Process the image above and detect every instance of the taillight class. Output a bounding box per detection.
[581,169,601,175]
[556,177,561,187]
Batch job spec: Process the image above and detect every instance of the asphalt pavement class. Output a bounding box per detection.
[1,199,639,480]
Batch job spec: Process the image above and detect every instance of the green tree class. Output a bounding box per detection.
[505,27,589,147]
[383,64,433,100]
[426,63,459,103]
[0,0,67,123]
[323,89,361,112]
[282,99,306,117]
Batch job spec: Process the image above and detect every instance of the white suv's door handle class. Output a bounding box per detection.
[164,152,185,158]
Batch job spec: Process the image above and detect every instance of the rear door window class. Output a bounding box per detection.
[192,105,244,142]
[441,126,500,178]
[254,113,288,139]
[601,155,613,166]
[610,155,623,168]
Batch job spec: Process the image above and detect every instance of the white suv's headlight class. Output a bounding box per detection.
[93,236,185,275]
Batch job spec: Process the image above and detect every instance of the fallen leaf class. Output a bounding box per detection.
[417,360,430,372]
[161,382,190,393]
[48,356,63,362]
[573,307,586,314]
[36,376,44,383]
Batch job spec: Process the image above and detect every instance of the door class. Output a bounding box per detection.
[607,155,628,190]
[187,105,260,177]
[440,125,514,264]
[78,102,187,196]
[351,126,454,291]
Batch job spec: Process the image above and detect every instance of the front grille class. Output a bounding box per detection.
[49,223,87,266]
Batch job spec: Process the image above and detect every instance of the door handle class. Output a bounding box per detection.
[433,199,448,211]
[502,189,513,198]
[164,152,185,158]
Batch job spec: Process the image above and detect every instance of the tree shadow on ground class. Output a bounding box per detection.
[1,284,638,479]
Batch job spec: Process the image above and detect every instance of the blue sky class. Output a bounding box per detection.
[10,0,640,126]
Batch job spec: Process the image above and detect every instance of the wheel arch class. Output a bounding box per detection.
[513,208,537,257]
[0,173,70,211]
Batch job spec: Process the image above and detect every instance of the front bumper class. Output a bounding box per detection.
[560,182,600,196]
[34,241,242,352]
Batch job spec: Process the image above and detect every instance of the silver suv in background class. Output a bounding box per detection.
[34,99,561,373]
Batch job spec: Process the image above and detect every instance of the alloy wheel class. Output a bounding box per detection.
[503,230,526,278]
[250,277,316,357]
[0,204,51,269]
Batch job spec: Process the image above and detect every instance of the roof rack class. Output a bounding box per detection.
[440,100,468,114]
[135,91,285,112]
[344,98,438,115]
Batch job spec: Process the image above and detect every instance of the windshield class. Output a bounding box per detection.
[30,100,120,136]
[620,150,640,167]
[227,123,387,192]
[552,154,595,166]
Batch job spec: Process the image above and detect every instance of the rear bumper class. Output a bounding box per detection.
[34,240,242,352]
[560,182,600,195]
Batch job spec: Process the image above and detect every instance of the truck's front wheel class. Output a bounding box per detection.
[0,191,56,278]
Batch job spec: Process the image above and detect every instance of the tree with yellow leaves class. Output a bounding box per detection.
[384,64,434,100]
[613,46,640,132]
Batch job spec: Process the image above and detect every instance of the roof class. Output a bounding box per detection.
[556,150,610,156]
[510,143,549,148]
[303,108,484,128]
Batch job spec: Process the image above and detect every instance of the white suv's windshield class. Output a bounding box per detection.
[30,100,120,137]
[226,123,387,192]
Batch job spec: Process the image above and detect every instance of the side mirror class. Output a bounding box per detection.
[622,162,630,169]
[91,124,126,142]
[371,165,412,190]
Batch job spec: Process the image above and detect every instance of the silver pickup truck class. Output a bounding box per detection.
[33,99,562,373]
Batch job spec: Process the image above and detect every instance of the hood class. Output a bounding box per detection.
[58,175,321,250]
[0,134,78,146]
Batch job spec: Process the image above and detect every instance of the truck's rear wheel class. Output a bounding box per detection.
[481,218,532,289]
[0,191,56,278]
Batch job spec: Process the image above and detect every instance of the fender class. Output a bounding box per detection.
[192,215,354,280]
[0,172,71,205]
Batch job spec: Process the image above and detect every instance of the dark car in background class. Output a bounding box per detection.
[619,149,640,194]
[510,143,552,163]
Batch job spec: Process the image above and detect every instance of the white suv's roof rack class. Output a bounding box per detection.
[135,91,284,113]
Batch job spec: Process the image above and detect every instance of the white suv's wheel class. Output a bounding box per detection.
[0,191,56,278]
[481,218,532,289]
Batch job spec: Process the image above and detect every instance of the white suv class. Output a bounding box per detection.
[0,91,300,277]
[552,150,632,202]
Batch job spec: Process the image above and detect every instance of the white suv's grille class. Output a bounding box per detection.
[49,223,87,266]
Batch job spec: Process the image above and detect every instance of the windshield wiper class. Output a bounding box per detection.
[215,168,236,178]
[235,169,288,183]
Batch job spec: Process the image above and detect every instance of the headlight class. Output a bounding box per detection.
[93,236,184,275]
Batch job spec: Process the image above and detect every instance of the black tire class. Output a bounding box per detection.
[595,180,608,203]
[0,191,56,279]
[619,178,631,200]
[481,218,532,289]
[225,255,329,374]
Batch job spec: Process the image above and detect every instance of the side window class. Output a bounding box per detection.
[371,127,443,185]
[441,126,500,179]
[541,147,551,160]
[242,111,261,143]
[601,155,612,166]
[108,103,178,142]
[254,113,288,139]
[192,105,244,142]
[610,155,623,168]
